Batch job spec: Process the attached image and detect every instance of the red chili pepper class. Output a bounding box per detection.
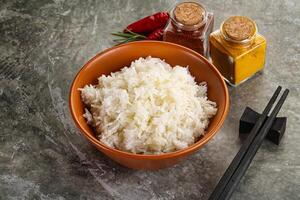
[125,12,169,33]
[147,27,164,40]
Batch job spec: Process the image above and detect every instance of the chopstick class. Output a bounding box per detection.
[217,89,289,200]
[208,86,282,200]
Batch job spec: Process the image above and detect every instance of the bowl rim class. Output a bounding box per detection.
[69,40,229,159]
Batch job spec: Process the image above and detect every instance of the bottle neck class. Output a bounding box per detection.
[220,19,257,48]
[170,6,207,31]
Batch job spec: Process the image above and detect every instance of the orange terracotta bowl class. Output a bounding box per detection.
[69,41,229,170]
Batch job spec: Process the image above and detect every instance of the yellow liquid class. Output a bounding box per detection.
[210,30,266,85]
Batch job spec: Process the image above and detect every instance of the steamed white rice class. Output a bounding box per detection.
[80,57,217,154]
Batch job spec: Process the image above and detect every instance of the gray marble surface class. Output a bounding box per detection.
[0,0,299,199]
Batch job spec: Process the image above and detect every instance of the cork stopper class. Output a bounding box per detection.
[174,2,205,26]
[222,16,256,41]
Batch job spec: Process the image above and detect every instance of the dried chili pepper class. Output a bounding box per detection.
[124,12,169,33]
[147,27,164,40]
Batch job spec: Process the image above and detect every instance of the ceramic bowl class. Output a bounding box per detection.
[69,41,229,170]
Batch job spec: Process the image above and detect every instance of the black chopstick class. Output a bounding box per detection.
[208,86,282,200]
[218,89,289,200]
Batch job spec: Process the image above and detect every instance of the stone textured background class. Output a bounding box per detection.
[0,0,299,199]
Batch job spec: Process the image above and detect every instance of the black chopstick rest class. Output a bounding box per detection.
[239,107,287,145]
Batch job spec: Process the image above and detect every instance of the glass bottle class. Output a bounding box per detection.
[210,16,267,86]
[163,2,214,58]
